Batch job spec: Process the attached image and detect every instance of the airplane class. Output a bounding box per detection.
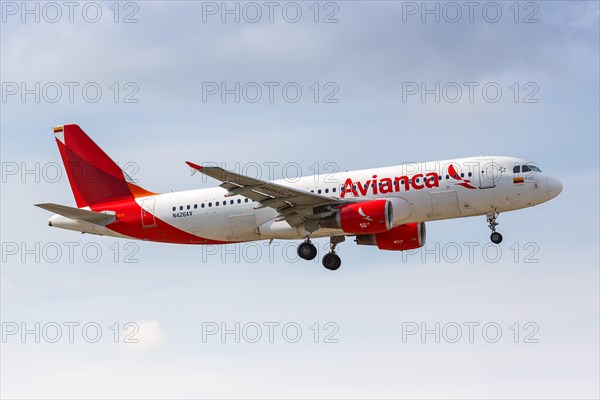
[36,124,563,270]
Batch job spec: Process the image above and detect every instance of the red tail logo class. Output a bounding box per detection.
[54,124,156,207]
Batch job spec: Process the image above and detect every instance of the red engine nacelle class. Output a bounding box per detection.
[320,199,393,234]
[356,222,426,251]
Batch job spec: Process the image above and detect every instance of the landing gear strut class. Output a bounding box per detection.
[322,236,345,271]
[297,238,317,260]
[486,212,503,244]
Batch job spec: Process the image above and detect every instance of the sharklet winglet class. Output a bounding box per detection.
[186,161,203,176]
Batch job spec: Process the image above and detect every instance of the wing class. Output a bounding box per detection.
[186,161,351,228]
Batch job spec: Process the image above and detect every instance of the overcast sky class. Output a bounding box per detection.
[1,1,599,398]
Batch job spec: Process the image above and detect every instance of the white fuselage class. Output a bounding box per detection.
[61,156,559,243]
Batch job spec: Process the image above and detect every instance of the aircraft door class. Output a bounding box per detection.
[141,199,157,228]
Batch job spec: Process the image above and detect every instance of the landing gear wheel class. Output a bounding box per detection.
[486,212,502,244]
[297,241,317,260]
[322,253,342,271]
[490,232,503,244]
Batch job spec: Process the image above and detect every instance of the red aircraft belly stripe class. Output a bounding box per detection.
[89,199,234,245]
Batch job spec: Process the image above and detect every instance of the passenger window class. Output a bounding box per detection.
[201,203,205,208]
[194,204,198,209]
[332,188,336,193]
[513,166,521,173]
[208,202,212,207]
[237,199,241,204]
[179,206,183,211]
[187,205,191,210]
[245,198,249,203]
[172,207,176,211]
[325,188,329,193]
[522,165,531,172]
[468,172,472,177]
[216,201,220,206]
[318,189,322,194]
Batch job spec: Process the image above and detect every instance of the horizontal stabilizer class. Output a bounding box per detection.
[35,203,116,225]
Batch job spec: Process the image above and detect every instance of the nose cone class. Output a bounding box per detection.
[547,175,563,200]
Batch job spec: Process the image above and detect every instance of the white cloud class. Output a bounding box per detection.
[119,320,167,351]
[55,368,113,382]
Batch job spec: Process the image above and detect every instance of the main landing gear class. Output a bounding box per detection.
[297,238,318,260]
[297,236,345,271]
[486,212,503,244]
[322,253,341,271]
[322,236,345,271]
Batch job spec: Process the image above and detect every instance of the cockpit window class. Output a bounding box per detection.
[528,165,541,172]
[521,165,532,172]
[513,166,520,173]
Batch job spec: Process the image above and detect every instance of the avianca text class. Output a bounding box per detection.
[341,173,439,198]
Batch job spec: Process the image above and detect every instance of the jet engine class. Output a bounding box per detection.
[320,199,393,234]
[355,222,426,251]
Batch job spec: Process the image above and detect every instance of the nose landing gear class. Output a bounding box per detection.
[487,212,503,244]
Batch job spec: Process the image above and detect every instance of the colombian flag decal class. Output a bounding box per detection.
[513,177,524,184]
[53,126,63,133]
